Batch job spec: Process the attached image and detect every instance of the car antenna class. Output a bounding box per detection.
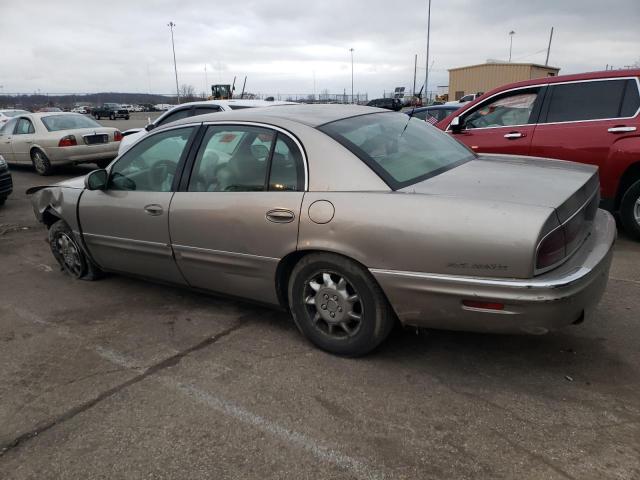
[400,85,423,137]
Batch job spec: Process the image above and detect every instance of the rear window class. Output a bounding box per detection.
[41,114,102,132]
[319,112,475,189]
[544,79,634,122]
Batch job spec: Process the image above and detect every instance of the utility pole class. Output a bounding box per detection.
[413,54,417,97]
[204,64,209,97]
[350,48,355,104]
[508,30,515,62]
[545,27,554,66]
[424,0,432,105]
[168,21,180,103]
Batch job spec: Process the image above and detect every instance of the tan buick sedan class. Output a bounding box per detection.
[29,105,616,356]
[0,112,121,175]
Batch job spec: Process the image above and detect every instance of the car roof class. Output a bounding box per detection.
[167,104,387,128]
[26,112,90,119]
[173,99,297,109]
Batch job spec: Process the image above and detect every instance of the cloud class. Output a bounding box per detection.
[0,0,638,98]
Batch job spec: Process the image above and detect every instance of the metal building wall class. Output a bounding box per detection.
[448,64,560,100]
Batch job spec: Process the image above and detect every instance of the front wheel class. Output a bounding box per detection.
[620,180,640,240]
[125,115,130,120]
[94,114,100,120]
[288,253,395,357]
[109,113,115,120]
[49,220,103,280]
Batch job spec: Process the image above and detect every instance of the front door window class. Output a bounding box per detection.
[109,126,195,192]
[464,91,539,129]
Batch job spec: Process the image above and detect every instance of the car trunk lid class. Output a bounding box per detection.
[400,154,599,223]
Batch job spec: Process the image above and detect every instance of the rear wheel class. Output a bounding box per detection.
[620,179,640,240]
[0,196,6,206]
[31,149,53,175]
[288,253,394,357]
[125,115,130,120]
[49,220,102,280]
[109,113,115,120]
[94,113,100,120]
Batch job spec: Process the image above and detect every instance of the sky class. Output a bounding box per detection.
[0,0,638,98]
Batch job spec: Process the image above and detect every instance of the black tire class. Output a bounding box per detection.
[48,220,103,280]
[125,115,130,120]
[620,179,640,240]
[288,253,395,357]
[94,113,100,120]
[0,196,6,206]
[110,113,116,120]
[31,149,53,176]
[95,159,111,169]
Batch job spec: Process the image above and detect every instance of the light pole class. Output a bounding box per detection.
[168,21,180,103]
[508,30,515,62]
[349,48,354,103]
[424,0,432,105]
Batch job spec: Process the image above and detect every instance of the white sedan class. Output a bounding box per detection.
[0,112,122,175]
[118,99,296,155]
[0,109,30,128]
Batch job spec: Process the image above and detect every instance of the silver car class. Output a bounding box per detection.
[29,105,615,356]
[0,112,121,175]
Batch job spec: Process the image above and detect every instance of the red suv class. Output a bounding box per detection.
[437,69,640,239]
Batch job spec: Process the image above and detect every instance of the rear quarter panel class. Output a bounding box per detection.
[298,191,552,279]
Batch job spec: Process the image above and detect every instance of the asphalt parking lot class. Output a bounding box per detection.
[1,164,640,479]
[96,111,162,131]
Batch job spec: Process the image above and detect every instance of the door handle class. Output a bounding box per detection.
[266,209,295,223]
[144,204,163,216]
[503,132,525,139]
[608,126,636,133]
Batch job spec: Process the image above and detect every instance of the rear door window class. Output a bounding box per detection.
[620,79,640,117]
[543,79,631,122]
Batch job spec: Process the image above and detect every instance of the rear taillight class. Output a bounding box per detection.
[536,227,566,271]
[58,135,77,147]
[114,131,123,142]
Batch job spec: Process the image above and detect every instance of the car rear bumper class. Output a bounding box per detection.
[0,167,12,197]
[46,144,119,164]
[371,209,616,334]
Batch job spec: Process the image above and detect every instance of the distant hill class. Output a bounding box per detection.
[0,92,193,110]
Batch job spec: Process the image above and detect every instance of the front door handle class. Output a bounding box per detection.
[144,204,163,216]
[266,209,295,223]
[504,132,525,139]
[608,126,636,133]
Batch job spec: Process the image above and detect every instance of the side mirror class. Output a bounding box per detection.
[145,123,155,132]
[85,169,108,190]
[449,116,464,133]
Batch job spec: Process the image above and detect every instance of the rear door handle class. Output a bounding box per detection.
[504,132,525,139]
[266,209,295,223]
[608,126,636,133]
[144,204,163,216]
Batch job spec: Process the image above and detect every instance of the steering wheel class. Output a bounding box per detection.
[149,160,177,189]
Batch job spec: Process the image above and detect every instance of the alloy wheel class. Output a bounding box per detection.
[303,271,363,338]
[55,232,83,277]
[32,151,46,174]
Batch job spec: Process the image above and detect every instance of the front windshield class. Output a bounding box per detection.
[41,114,102,132]
[320,112,475,189]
